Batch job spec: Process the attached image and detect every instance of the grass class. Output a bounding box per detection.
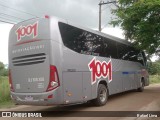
[0,100,15,109]
[0,76,14,108]
[149,75,160,84]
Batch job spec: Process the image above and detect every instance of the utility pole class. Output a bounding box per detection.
[98,0,117,31]
[99,1,102,32]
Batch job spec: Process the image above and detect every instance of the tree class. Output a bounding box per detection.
[111,0,160,55]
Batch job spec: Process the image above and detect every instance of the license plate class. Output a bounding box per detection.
[25,96,33,101]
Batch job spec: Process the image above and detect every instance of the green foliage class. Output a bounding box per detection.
[0,62,5,70]
[148,60,160,75]
[0,76,13,108]
[0,62,8,76]
[0,69,8,76]
[149,75,160,84]
[111,0,160,55]
[0,76,11,102]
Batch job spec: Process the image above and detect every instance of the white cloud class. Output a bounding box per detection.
[102,27,124,39]
[0,24,13,64]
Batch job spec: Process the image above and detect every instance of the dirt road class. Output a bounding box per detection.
[0,84,160,120]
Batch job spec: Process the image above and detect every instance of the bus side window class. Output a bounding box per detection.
[117,43,130,60]
[92,35,104,57]
[127,47,139,62]
[103,38,118,59]
[59,22,93,54]
[77,31,93,53]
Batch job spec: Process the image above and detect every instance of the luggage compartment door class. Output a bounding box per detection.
[62,72,83,104]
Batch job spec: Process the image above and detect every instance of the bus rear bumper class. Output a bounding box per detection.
[10,90,63,106]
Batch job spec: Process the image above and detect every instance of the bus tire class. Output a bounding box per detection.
[93,84,108,106]
[137,80,144,92]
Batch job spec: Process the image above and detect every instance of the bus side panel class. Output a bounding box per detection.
[134,71,141,88]
[107,59,123,95]
[82,72,92,101]
[130,73,136,89]
[122,74,132,91]
[131,63,142,89]
[108,60,143,95]
[62,49,93,104]
[62,49,81,104]
[108,71,123,95]
[122,61,143,91]
[62,72,83,103]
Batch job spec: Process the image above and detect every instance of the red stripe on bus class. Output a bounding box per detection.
[15,39,41,46]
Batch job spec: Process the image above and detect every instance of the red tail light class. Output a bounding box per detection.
[9,69,14,92]
[45,15,50,19]
[46,65,60,92]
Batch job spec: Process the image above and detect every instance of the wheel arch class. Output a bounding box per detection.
[96,79,109,96]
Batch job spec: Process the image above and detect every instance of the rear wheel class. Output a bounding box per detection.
[93,84,108,106]
[137,80,144,92]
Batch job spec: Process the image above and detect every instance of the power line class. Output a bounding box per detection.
[0,19,15,24]
[0,3,38,17]
[0,13,25,20]
[0,16,17,23]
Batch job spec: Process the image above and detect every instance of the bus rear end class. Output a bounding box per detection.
[8,17,62,105]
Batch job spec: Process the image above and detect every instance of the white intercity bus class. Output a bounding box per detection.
[8,16,149,106]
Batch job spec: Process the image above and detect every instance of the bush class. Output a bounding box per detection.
[150,75,160,84]
[0,62,8,76]
[0,69,8,76]
[0,76,11,102]
[0,62,13,108]
[148,61,160,75]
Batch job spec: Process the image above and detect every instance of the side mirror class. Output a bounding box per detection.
[137,56,143,60]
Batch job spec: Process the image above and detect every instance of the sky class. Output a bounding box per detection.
[0,23,13,64]
[0,0,158,64]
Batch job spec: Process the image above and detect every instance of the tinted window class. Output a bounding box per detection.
[59,22,93,54]
[127,47,140,62]
[91,35,104,56]
[59,22,106,57]
[59,22,125,60]
[117,43,142,62]
[117,43,129,60]
[103,38,118,59]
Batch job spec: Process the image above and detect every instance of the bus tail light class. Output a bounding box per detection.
[45,15,50,19]
[9,69,14,92]
[46,65,60,92]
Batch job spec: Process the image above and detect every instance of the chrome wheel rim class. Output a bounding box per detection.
[100,89,107,103]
